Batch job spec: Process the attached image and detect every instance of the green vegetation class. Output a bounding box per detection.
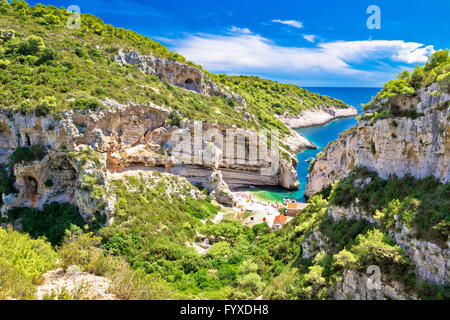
[0,170,448,299]
[0,226,57,299]
[360,50,450,122]
[8,144,46,165]
[7,202,86,245]
[329,167,450,246]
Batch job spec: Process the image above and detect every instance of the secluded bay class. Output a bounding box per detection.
[245,87,381,203]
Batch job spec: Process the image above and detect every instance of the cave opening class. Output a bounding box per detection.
[25,134,31,146]
[24,176,38,199]
[184,78,196,91]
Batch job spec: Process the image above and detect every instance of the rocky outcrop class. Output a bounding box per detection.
[36,268,118,300]
[115,49,246,108]
[333,270,416,300]
[0,96,301,219]
[328,204,450,286]
[390,223,450,286]
[301,229,330,259]
[278,106,358,129]
[306,85,450,197]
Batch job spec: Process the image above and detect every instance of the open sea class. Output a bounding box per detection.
[245,87,382,203]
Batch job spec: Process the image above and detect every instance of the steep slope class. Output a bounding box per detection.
[298,50,450,298]
[0,1,356,214]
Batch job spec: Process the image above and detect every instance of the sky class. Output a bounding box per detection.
[29,0,450,87]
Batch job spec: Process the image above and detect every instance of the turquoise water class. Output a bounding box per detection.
[246,87,381,204]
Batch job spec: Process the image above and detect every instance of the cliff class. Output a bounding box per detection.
[306,83,449,198]
[300,64,450,299]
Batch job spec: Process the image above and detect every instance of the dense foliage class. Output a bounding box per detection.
[7,202,86,245]
[329,167,450,246]
[0,1,348,139]
[0,226,57,299]
[360,50,450,122]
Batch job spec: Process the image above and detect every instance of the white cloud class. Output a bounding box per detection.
[173,31,435,86]
[229,26,252,34]
[303,34,317,43]
[272,19,303,29]
[318,40,435,64]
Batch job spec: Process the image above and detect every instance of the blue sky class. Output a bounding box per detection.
[30,0,450,87]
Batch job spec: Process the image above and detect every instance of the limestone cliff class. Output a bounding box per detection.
[306,83,449,198]
[0,98,300,220]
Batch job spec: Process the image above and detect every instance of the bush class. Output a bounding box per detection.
[58,225,114,275]
[74,97,102,111]
[0,226,57,299]
[9,144,47,165]
[17,35,45,55]
[8,202,85,246]
[0,167,17,196]
[35,47,57,65]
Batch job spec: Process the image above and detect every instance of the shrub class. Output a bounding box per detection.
[0,226,57,299]
[0,167,17,195]
[74,97,102,111]
[9,144,47,165]
[44,179,53,187]
[8,202,85,246]
[58,225,114,275]
[35,47,57,65]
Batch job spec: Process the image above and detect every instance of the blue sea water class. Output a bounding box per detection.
[246,87,381,203]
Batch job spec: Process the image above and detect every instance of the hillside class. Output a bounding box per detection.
[0,1,350,137]
[1,1,448,301]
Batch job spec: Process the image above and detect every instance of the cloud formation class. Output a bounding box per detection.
[272,19,303,29]
[229,26,252,34]
[173,31,435,86]
[303,34,317,43]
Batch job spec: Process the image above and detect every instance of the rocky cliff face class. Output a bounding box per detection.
[278,105,358,129]
[333,270,416,300]
[302,83,450,295]
[0,98,300,220]
[306,84,450,197]
[115,49,246,107]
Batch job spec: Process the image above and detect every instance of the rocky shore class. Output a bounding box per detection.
[278,106,359,129]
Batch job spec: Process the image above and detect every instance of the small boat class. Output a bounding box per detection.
[249,185,255,189]
[304,157,314,163]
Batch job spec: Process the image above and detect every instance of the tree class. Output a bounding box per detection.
[0,0,11,13]
[237,273,265,295]
[333,249,358,269]
[424,49,449,71]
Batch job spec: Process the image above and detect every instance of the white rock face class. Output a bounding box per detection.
[278,106,358,129]
[390,223,450,286]
[115,49,247,108]
[301,229,330,259]
[333,270,416,300]
[306,87,449,197]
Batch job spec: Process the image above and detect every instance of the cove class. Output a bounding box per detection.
[245,87,381,203]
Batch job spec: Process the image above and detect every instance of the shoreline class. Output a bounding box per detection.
[278,106,359,130]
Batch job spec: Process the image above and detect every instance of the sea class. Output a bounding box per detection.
[243,87,382,203]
